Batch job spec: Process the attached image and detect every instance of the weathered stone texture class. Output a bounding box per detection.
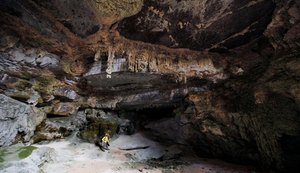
[0,94,45,146]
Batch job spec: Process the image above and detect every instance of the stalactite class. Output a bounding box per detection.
[106,46,115,78]
[127,51,136,72]
[94,49,101,62]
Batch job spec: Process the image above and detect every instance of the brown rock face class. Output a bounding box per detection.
[0,0,300,172]
[118,0,276,51]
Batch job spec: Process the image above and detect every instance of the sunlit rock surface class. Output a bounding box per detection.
[0,94,45,146]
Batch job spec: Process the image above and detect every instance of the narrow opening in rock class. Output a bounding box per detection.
[46,114,68,119]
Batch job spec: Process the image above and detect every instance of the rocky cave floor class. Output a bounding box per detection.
[0,131,258,173]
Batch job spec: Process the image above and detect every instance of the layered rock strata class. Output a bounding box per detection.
[0,0,299,172]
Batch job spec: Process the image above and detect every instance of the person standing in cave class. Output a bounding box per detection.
[101,132,110,150]
[95,132,110,151]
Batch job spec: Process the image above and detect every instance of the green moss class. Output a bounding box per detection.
[84,109,93,115]
[15,80,33,90]
[36,76,54,88]
[17,146,37,159]
[33,75,61,93]
[0,148,7,163]
[0,146,37,163]
[79,120,118,142]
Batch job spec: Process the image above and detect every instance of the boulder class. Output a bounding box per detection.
[32,118,76,143]
[0,94,46,146]
[52,86,78,100]
[51,102,78,116]
[70,110,87,129]
[4,88,41,106]
[32,111,87,143]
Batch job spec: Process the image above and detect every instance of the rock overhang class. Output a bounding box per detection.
[0,0,299,171]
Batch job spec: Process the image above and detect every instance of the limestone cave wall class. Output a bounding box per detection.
[0,0,299,172]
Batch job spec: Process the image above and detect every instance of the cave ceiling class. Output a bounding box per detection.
[0,0,277,58]
[0,0,299,95]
